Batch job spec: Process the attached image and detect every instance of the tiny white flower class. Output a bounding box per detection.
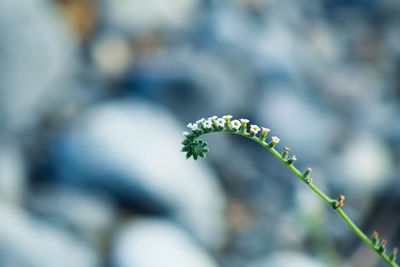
[222,115,233,119]
[183,131,190,136]
[196,118,205,124]
[250,124,260,135]
[231,120,241,130]
[216,118,226,128]
[208,116,216,124]
[203,119,212,129]
[261,127,270,134]
[191,123,199,130]
[187,123,199,131]
[260,127,271,140]
[240,119,249,123]
[271,136,280,143]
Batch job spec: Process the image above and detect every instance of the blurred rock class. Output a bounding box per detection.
[0,0,77,134]
[258,88,338,159]
[246,251,324,267]
[112,218,218,267]
[103,0,199,33]
[52,100,226,249]
[91,34,133,78]
[29,186,116,247]
[274,213,305,247]
[0,142,26,205]
[321,66,385,108]
[330,131,392,195]
[125,47,253,122]
[0,204,99,267]
[385,21,400,59]
[57,0,97,40]
[295,179,327,226]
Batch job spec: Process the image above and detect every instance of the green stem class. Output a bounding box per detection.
[336,209,398,267]
[204,129,399,267]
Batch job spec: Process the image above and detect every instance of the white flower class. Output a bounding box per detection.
[271,136,280,144]
[203,119,212,129]
[231,120,241,130]
[183,131,190,136]
[261,127,270,134]
[187,123,198,130]
[250,124,260,135]
[196,118,205,124]
[209,116,217,121]
[260,127,271,140]
[240,119,249,123]
[215,118,226,128]
[222,115,233,119]
[191,123,199,130]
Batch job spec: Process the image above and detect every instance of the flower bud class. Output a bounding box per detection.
[240,119,249,133]
[303,168,312,179]
[332,200,343,209]
[181,139,191,145]
[281,146,290,159]
[286,155,297,165]
[222,115,233,128]
[372,231,379,246]
[260,127,270,141]
[390,247,398,262]
[181,135,209,160]
[209,116,218,130]
[183,131,196,139]
[333,194,345,209]
[379,239,387,253]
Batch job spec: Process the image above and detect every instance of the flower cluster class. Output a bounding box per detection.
[181,115,283,160]
[182,115,312,187]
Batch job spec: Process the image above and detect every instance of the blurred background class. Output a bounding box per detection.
[0,0,400,266]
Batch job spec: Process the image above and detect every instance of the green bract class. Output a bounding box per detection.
[181,136,209,160]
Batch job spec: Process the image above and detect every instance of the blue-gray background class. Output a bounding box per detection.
[0,0,399,266]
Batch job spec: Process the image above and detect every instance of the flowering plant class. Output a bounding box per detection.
[181,115,398,267]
